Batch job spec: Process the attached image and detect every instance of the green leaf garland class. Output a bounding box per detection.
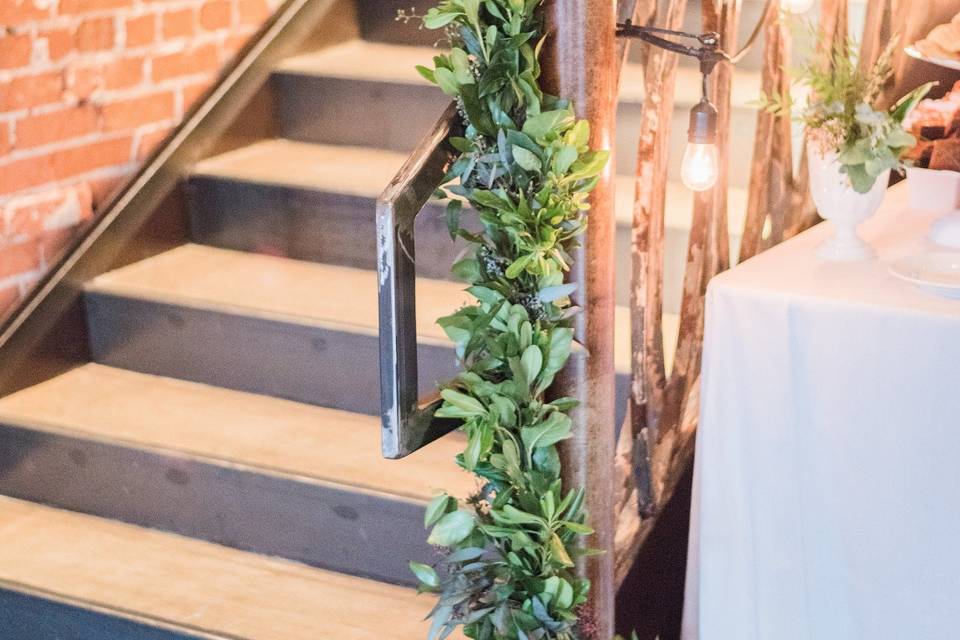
[407,1,608,639]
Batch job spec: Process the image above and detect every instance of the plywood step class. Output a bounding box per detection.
[0,496,461,639]
[84,245,668,424]
[0,363,473,584]
[188,139,746,313]
[270,39,761,186]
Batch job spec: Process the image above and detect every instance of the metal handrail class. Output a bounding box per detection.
[376,102,463,459]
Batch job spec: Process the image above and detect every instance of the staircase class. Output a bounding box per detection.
[0,1,761,637]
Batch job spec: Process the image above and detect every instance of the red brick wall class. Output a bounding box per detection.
[0,0,281,317]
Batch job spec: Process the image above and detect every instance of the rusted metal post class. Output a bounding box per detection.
[541,1,618,636]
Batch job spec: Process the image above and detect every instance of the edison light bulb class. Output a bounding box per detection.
[780,0,816,14]
[680,142,720,192]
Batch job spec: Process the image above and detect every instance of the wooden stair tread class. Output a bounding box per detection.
[86,244,678,375]
[85,244,465,344]
[0,496,460,639]
[0,363,475,503]
[192,139,402,196]
[192,139,747,234]
[277,39,763,107]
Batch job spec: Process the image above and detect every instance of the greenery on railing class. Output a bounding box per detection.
[402,1,608,638]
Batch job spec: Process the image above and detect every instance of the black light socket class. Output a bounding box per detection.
[688,98,718,145]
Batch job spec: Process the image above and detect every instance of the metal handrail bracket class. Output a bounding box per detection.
[377,102,463,459]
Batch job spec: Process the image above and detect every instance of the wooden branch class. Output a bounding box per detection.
[625,0,687,517]
[615,0,689,588]
[616,0,742,591]
[616,0,657,79]
[661,0,739,452]
[741,10,793,261]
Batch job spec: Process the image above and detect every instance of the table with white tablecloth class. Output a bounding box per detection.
[683,183,960,640]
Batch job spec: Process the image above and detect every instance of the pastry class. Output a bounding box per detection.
[915,11,960,61]
[927,22,960,54]
[904,82,960,172]
[930,137,960,171]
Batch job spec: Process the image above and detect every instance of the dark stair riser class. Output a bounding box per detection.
[0,422,438,586]
[0,588,205,640]
[186,177,469,282]
[272,73,449,153]
[84,293,630,424]
[85,293,455,415]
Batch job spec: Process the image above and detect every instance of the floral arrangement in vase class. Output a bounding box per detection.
[760,27,932,260]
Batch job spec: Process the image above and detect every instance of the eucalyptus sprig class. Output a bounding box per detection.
[758,21,932,193]
[403,1,609,639]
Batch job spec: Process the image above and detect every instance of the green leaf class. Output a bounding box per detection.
[423,8,461,29]
[445,200,463,239]
[521,411,572,451]
[451,257,481,282]
[522,109,573,140]
[449,136,473,152]
[415,65,436,84]
[538,283,577,302]
[890,81,935,123]
[886,128,915,149]
[467,285,502,304]
[434,67,460,96]
[553,144,578,174]
[424,493,454,527]
[409,561,439,589]
[428,510,475,546]
[512,145,542,172]
[549,532,575,567]
[463,423,493,470]
[502,438,521,468]
[561,521,594,535]
[520,344,543,385]
[565,119,590,148]
[567,150,609,181]
[440,389,486,415]
[460,81,496,137]
[843,163,876,194]
[500,504,545,526]
[460,0,480,26]
[555,576,574,609]
[450,48,474,84]
[471,189,512,211]
[505,253,533,278]
[543,328,574,377]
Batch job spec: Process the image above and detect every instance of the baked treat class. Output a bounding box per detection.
[904,81,960,172]
[927,22,960,54]
[929,137,960,171]
[915,12,960,62]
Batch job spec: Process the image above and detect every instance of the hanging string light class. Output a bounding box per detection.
[616,23,729,191]
[617,0,784,191]
[682,98,721,191]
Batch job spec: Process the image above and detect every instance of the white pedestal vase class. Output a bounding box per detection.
[807,143,890,261]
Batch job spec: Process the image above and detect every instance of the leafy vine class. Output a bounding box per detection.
[403,1,608,639]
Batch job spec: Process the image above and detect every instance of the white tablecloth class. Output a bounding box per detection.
[683,183,960,640]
